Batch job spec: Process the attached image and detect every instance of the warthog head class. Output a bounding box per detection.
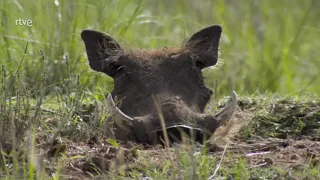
[81,25,237,145]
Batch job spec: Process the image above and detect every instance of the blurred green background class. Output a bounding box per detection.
[1,0,319,98]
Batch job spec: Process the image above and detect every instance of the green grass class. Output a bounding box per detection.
[1,86,319,179]
[236,94,320,139]
[1,0,320,179]
[1,0,320,96]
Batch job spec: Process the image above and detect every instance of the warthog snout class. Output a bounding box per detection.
[81,25,238,145]
[107,91,237,145]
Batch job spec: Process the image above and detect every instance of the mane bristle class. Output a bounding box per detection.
[123,47,185,60]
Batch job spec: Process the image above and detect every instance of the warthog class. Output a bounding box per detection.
[81,25,237,145]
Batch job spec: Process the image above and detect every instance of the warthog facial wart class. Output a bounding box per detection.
[81,25,238,145]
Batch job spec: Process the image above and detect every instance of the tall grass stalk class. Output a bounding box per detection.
[0,0,318,98]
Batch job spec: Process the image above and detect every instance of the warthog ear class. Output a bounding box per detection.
[81,30,122,77]
[186,25,222,69]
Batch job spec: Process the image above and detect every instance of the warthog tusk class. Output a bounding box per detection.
[154,124,205,145]
[214,91,238,125]
[106,93,133,121]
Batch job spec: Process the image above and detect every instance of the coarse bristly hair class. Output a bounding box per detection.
[107,45,222,71]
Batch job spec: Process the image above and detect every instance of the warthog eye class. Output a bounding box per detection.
[195,60,203,68]
[117,66,124,72]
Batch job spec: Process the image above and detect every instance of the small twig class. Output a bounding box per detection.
[246,151,270,157]
[218,139,289,152]
[69,163,83,172]
[30,107,56,114]
[249,162,268,169]
[39,108,56,114]
[275,160,297,163]
[208,143,228,180]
